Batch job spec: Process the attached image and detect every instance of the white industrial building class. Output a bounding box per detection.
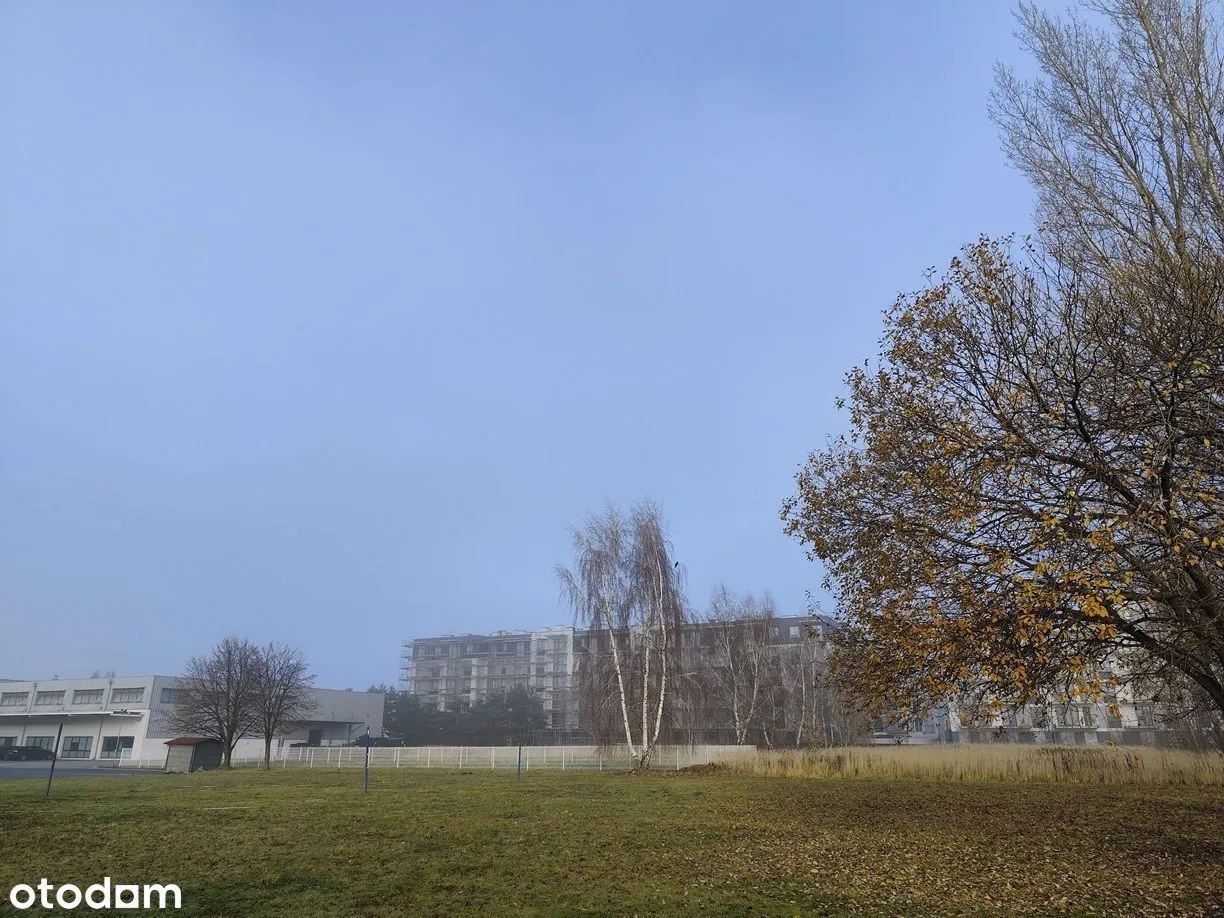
[0,675,383,765]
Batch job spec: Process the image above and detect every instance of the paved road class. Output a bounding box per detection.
[0,762,150,780]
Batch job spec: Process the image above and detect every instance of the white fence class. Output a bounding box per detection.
[114,744,747,771]
[277,744,743,771]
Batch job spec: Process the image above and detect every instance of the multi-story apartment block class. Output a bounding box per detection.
[871,668,1221,749]
[401,616,818,741]
[401,627,577,731]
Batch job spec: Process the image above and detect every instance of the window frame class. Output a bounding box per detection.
[61,736,93,759]
[99,736,134,760]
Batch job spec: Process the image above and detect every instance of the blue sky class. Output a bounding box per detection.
[0,2,1035,689]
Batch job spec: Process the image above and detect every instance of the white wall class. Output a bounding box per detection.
[0,676,384,763]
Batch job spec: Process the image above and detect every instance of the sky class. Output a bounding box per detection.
[0,1,1037,689]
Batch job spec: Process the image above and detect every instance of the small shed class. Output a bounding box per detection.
[164,737,223,773]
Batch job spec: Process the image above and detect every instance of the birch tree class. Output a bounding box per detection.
[560,500,687,771]
[993,0,1224,280]
[703,587,778,744]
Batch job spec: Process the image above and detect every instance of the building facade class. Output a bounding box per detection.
[401,627,576,731]
[870,684,1220,749]
[401,616,818,742]
[403,620,1219,749]
[0,675,384,764]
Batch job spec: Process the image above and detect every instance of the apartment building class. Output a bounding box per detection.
[872,683,1217,748]
[401,616,818,741]
[401,627,576,730]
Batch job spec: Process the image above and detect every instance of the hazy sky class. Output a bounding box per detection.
[1,2,1036,688]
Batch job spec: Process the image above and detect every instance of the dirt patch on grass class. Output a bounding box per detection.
[676,762,731,776]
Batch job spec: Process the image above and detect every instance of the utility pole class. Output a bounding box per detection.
[112,709,133,767]
[44,723,64,799]
[363,727,371,794]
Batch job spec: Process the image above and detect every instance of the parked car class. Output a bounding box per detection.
[2,745,55,761]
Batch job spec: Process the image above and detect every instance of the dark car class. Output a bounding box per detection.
[1,745,56,761]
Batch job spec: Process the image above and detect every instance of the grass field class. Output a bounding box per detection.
[1,764,1222,917]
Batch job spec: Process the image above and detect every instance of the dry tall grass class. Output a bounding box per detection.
[715,743,1224,785]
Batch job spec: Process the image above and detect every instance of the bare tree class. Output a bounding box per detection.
[776,629,834,747]
[253,642,315,769]
[703,587,778,744]
[993,0,1224,278]
[166,636,260,768]
[559,499,687,771]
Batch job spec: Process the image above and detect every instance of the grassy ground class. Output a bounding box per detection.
[1,766,1222,917]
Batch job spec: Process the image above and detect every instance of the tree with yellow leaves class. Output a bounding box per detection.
[784,0,1224,724]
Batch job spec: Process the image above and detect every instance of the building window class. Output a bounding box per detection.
[0,737,15,747]
[0,693,28,707]
[110,688,144,705]
[62,736,93,759]
[34,691,65,706]
[159,688,184,704]
[100,736,134,760]
[26,736,56,750]
[72,689,104,705]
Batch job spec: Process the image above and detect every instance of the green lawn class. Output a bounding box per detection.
[0,766,1221,916]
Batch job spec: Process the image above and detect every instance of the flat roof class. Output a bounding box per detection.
[0,710,144,718]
